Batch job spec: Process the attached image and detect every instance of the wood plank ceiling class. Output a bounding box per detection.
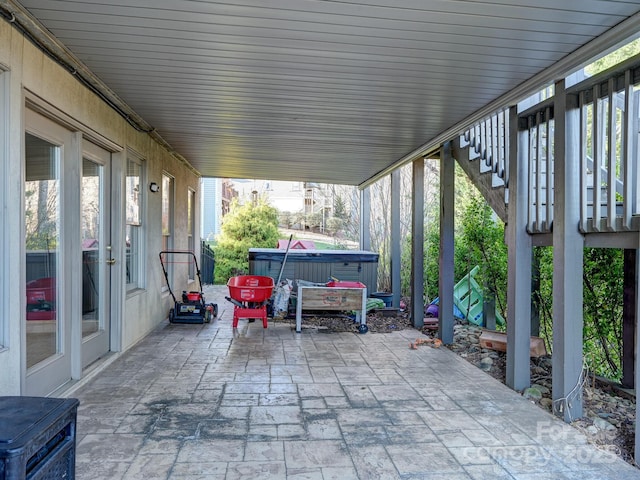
[12,0,640,186]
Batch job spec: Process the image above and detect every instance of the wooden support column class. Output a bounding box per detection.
[621,249,636,389]
[552,79,584,422]
[360,187,371,252]
[506,106,532,391]
[439,142,455,344]
[412,158,425,328]
[391,170,401,308]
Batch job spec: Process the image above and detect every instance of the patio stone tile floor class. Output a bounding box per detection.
[64,286,640,479]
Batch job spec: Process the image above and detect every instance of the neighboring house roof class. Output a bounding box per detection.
[277,239,316,250]
[82,239,99,249]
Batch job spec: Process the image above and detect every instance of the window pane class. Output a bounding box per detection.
[126,159,141,225]
[126,156,143,290]
[161,174,173,290]
[188,190,195,280]
[25,133,60,368]
[82,159,102,337]
[187,190,193,234]
[162,174,172,235]
[126,224,139,288]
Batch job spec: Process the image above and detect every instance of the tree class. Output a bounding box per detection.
[582,248,623,379]
[213,198,280,283]
[279,211,294,228]
[455,194,507,319]
[326,216,344,236]
[417,168,507,317]
[306,211,323,232]
[333,195,348,220]
[585,39,640,76]
[535,246,625,380]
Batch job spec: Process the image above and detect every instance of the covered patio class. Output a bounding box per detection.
[3,1,640,477]
[66,286,639,479]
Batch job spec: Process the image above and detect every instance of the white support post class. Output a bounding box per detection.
[506,106,532,391]
[412,158,425,328]
[439,142,455,344]
[391,170,401,308]
[360,187,371,252]
[552,79,584,422]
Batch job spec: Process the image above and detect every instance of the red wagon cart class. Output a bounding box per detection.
[226,275,274,328]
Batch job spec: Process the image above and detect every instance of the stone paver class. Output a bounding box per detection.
[66,286,640,479]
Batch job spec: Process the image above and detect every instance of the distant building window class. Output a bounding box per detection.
[291,182,301,192]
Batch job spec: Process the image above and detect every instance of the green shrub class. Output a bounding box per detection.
[213,199,280,283]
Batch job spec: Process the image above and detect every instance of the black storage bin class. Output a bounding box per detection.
[0,396,79,480]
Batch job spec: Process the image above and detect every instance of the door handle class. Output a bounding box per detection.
[106,258,116,265]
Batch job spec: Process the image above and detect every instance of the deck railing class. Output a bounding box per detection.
[519,102,555,234]
[457,60,640,236]
[460,108,509,190]
[572,66,640,232]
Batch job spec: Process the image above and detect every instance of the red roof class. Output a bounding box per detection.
[277,239,316,249]
[82,239,99,249]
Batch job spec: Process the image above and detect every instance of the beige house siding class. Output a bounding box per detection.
[0,23,201,394]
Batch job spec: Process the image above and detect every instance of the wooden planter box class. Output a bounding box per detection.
[295,285,367,333]
[479,330,547,358]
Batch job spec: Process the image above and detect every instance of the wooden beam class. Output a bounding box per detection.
[412,158,425,329]
[360,187,371,252]
[439,142,455,345]
[506,106,533,391]
[552,79,584,422]
[391,171,401,308]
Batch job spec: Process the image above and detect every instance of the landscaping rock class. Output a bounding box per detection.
[479,357,494,371]
[532,383,550,395]
[592,417,617,432]
[540,398,553,409]
[523,387,543,401]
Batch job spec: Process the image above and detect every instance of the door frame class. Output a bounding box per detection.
[76,138,113,373]
[23,110,73,396]
[23,96,124,394]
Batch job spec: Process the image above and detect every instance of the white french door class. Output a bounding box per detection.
[24,110,113,395]
[24,110,72,395]
[80,140,111,368]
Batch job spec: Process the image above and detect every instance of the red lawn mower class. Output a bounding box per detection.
[159,250,218,324]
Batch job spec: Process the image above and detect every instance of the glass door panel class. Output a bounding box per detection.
[81,159,102,339]
[25,133,60,369]
[81,141,111,368]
